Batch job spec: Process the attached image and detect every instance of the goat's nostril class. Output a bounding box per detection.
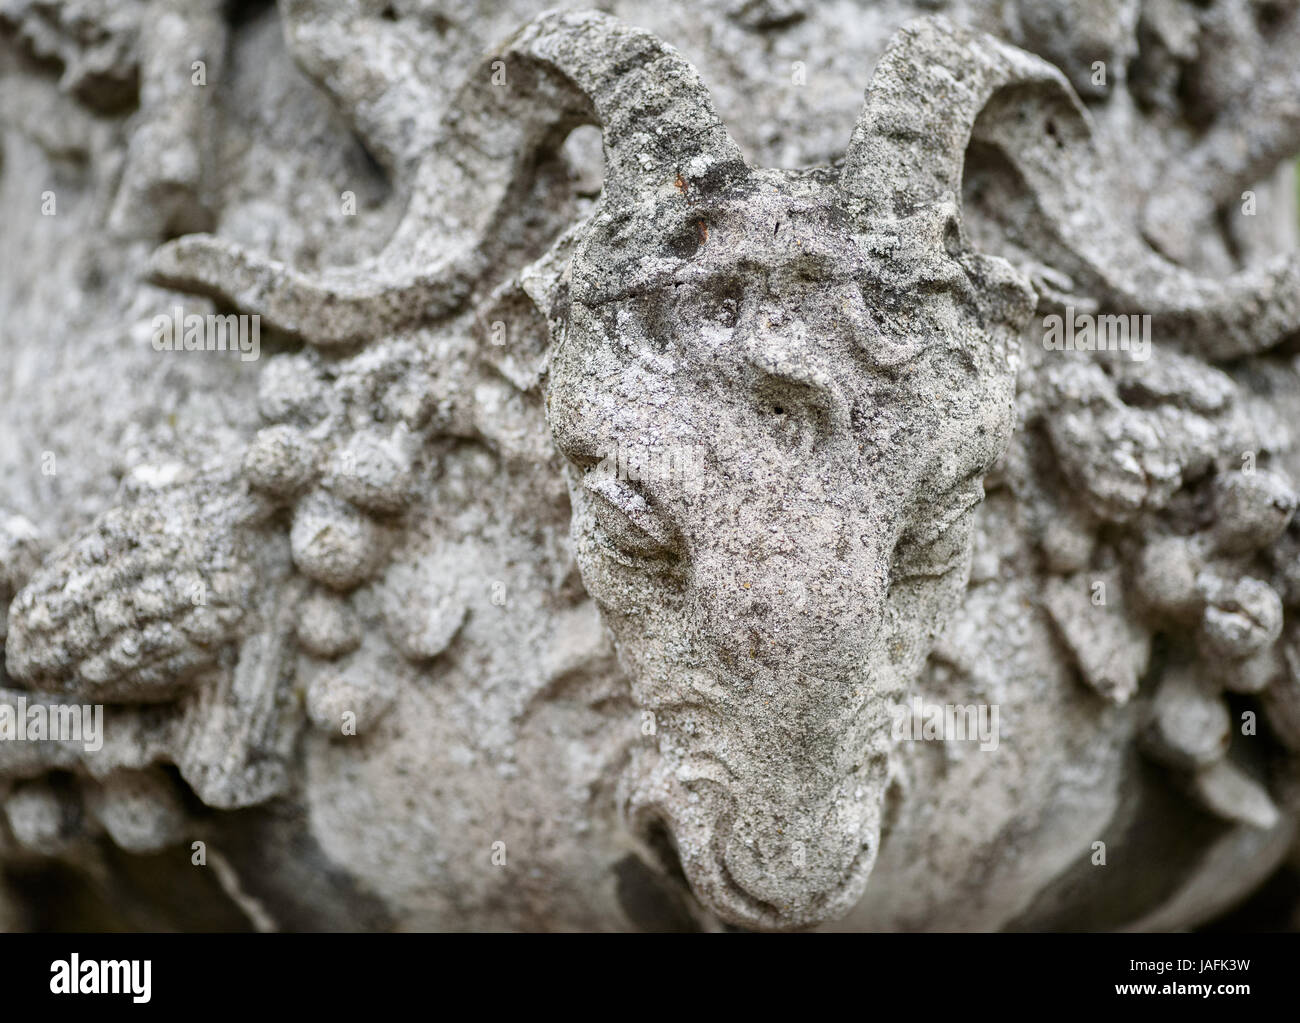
[641,817,691,889]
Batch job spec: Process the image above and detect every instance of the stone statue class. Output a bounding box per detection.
[2,0,1299,932]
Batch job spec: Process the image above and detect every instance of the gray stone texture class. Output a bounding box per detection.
[2,0,1300,931]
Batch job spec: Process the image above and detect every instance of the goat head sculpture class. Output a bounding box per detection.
[523,12,1037,929]
[14,9,1300,932]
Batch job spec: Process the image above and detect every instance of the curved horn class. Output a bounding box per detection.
[841,16,1300,362]
[840,16,1077,220]
[148,10,747,346]
[503,11,747,207]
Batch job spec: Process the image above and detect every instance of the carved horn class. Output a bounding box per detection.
[148,10,747,346]
[503,11,748,208]
[840,16,1300,362]
[840,16,1079,222]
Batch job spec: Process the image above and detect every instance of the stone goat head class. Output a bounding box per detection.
[520,12,1037,929]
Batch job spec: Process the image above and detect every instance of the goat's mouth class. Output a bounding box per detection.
[709,833,878,931]
[628,761,881,931]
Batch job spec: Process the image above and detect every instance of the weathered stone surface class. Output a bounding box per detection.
[3,0,1300,932]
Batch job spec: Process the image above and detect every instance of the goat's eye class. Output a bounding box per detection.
[582,473,678,560]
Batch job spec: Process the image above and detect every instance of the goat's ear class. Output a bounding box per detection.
[474,281,551,394]
[470,220,586,395]
[482,216,603,396]
[523,220,585,345]
[960,250,1037,336]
